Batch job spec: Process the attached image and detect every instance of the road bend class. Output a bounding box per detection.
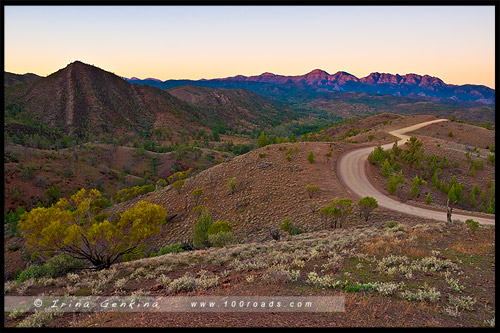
[337,119,495,225]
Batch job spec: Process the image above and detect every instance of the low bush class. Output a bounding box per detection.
[208,231,234,247]
[153,242,185,256]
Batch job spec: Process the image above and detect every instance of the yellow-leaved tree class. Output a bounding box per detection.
[19,188,167,270]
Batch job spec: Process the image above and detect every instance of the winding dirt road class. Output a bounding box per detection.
[337,119,495,225]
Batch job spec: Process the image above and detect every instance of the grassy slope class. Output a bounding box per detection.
[5,219,495,327]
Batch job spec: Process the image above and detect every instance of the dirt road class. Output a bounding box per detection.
[337,119,495,225]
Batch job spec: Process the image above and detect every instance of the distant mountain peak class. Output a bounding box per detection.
[309,69,330,75]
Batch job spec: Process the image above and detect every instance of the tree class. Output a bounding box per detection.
[357,196,378,222]
[307,152,315,164]
[19,189,167,270]
[227,177,237,194]
[381,159,391,178]
[156,179,167,189]
[305,185,320,199]
[193,210,213,248]
[432,171,439,189]
[402,137,424,169]
[173,179,185,194]
[257,131,268,147]
[368,145,389,165]
[426,192,432,205]
[410,175,427,197]
[469,184,479,208]
[191,188,203,206]
[320,198,353,229]
[387,170,406,194]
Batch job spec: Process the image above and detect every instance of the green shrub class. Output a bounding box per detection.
[410,175,427,197]
[387,170,406,194]
[280,217,291,232]
[20,165,36,180]
[44,186,61,206]
[208,231,234,247]
[154,242,185,256]
[381,159,391,177]
[17,264,53,282]
[16,254,84,282]
[5,206,25,237]
[426,192,432,205]
[465,219,479,233]
[368,145,389,165]
[487,154,495,165]
[193,211,213,248]
[45,254,85,277]
[385,221,399,228]
[307,152,315,164]
[259,152,267,158]
[227,177,237,194]
[207,221,232,235]
[288,226,303,236]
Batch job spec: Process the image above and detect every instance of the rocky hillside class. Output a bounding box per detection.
[4,61,207,141]
[106,141,353,249]
[167,85,297,133]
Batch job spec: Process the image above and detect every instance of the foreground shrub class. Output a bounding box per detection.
[16,265,53,283]
[16,254,84,282]
[465,219,479,233]
[45,254,84,277]
[19,188,167,270]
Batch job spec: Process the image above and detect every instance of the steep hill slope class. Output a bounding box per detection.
[106,141,353,248]
[4,61,206,141]
[167,85,297,133]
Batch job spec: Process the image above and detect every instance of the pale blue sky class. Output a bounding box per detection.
[4,6,495,88]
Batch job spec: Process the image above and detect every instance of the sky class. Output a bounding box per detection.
[4,6,496,88]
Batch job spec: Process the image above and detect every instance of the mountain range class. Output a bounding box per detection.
[4,61,295,142]
[125,69,495,105]
[4,61,495,148]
